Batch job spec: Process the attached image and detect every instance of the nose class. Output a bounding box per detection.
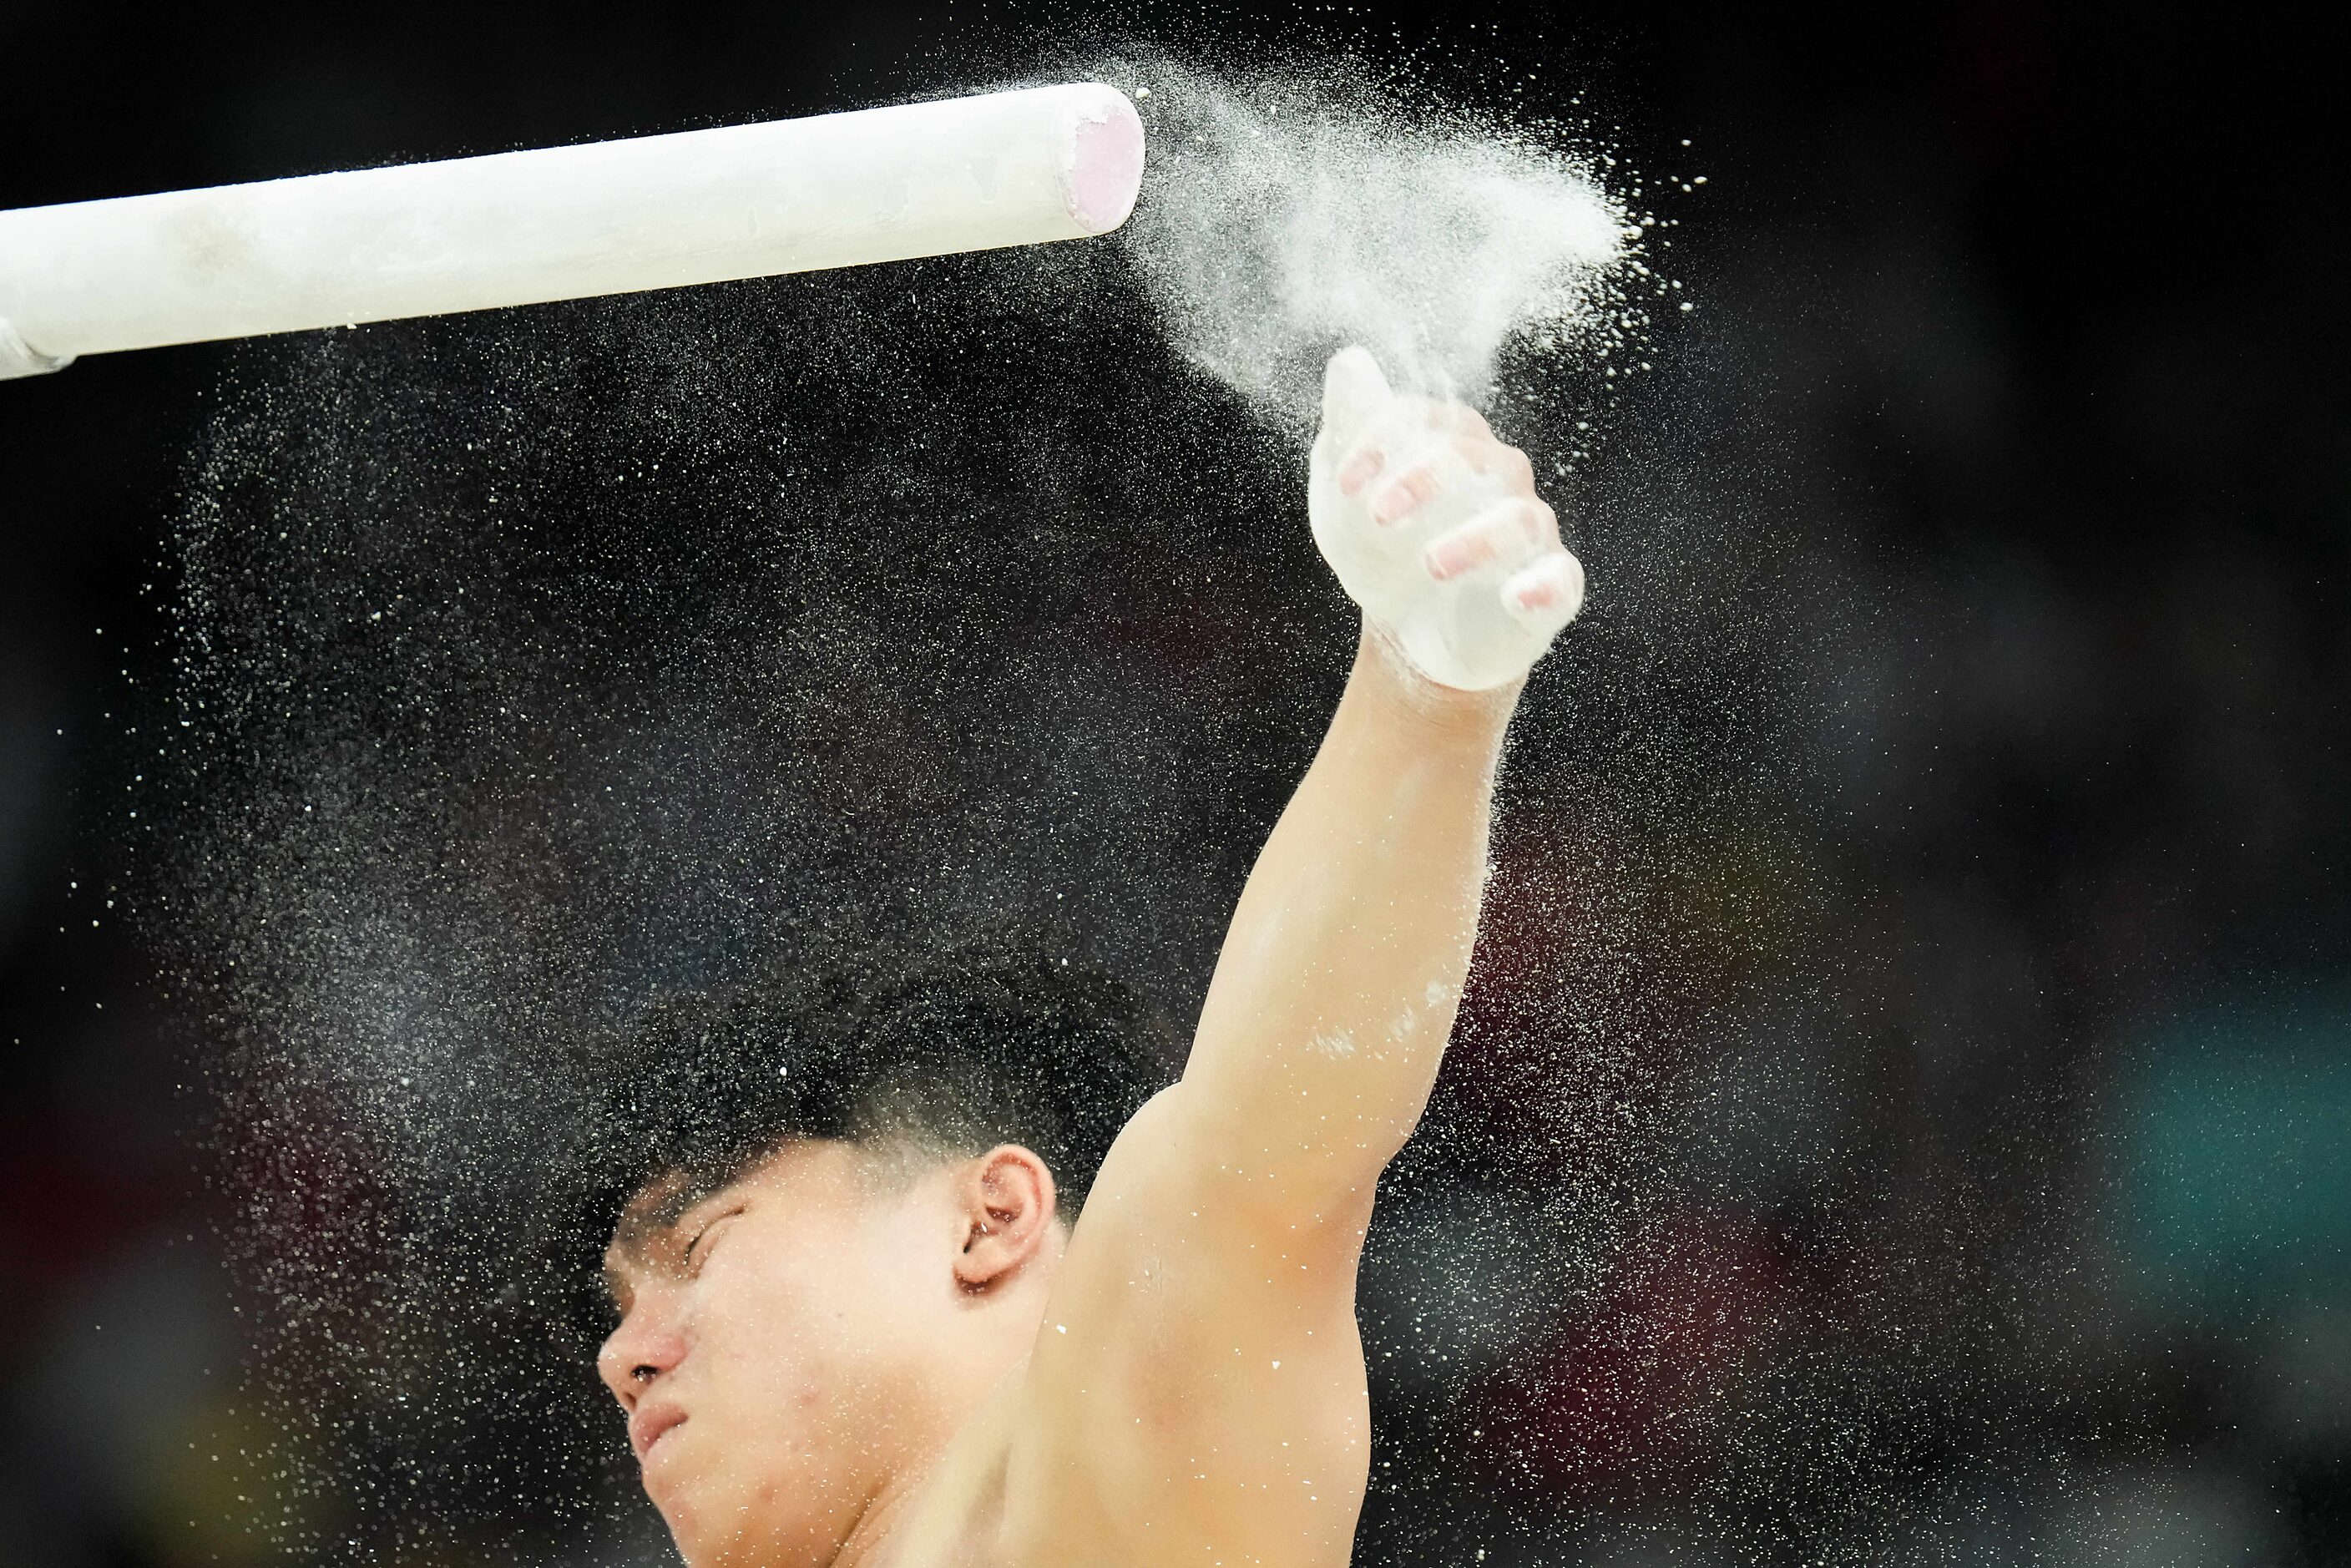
[597,1294,688,1410]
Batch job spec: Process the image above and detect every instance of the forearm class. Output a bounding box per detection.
[1177,624,1518,1211]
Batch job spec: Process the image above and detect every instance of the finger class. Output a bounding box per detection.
[1370,458,1445,525]
[1448,433,1537,492]
[1369,441,1483,524]
[1359,414,1528,512]
[1337,443,1387,498]
[1320,346,1393,450]
[1433,402,1492,438]
[1422,498,1557,579]
[1501,550,1587,635]
[1337,414,1438,500]
[1374,438,1527,525]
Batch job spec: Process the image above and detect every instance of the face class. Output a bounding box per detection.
[597,1141,973,1568]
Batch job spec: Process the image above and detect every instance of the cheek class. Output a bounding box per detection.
[853,1205,955,1328]
[697,1218,887,1409]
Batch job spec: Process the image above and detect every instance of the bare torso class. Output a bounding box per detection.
[848,1090,1377,1568]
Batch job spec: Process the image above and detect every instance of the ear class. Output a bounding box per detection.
[950,1145,1059,1292]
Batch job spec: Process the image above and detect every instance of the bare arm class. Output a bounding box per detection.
[1165,343,1583,1230]
[1176,625,1516,1222]
[1005,347,1584,1567]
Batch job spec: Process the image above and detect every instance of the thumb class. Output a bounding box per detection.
[1319,345,1391,446]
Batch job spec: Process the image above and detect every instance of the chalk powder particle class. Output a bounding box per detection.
[154,47,1666,1561]
[1110,57,1636,431]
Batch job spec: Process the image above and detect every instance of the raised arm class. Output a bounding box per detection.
[1171,346,1586,1229]
[996,349,1587,1566]
[1177,626,1511,1219]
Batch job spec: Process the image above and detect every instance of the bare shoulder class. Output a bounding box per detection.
[987,1084,1378,1566]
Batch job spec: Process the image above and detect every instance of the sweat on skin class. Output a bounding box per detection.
[597,344,1585,1568]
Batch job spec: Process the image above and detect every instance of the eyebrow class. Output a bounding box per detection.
[602,1180,719,1307]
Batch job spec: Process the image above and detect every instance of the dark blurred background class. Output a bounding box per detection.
[2,3,2344,1566]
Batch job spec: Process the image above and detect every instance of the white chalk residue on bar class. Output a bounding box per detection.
[0,82,1145,371]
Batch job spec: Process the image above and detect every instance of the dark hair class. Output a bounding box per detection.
[576,936,1181,1283]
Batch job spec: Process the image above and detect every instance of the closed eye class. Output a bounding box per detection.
[684,1207,745,1275]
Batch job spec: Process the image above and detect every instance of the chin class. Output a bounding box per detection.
[644,1444,739,1565]
[658,1491,756,1568]
[650,1448,817,1568]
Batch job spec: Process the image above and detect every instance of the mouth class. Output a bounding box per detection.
[629,1403,687,1464]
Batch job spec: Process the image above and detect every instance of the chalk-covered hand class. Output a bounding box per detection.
[1308,346,1585,691]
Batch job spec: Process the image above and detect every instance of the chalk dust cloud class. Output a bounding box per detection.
[142,43,1854,1568]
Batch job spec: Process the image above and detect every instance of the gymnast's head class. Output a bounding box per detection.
[585,943,1172,1568]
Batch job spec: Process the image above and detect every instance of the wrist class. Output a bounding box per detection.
[1351,620,1524,738]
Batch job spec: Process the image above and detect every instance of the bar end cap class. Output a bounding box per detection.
[1063,85,1146,236]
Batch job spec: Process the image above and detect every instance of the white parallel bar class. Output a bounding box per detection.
[0,83,1144,377]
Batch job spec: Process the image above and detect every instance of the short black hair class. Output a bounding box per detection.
[577,934,1181,1278]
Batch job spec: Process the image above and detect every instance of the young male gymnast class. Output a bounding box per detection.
[594,346,1588,1567]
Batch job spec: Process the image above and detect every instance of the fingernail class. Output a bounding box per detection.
[1338,451,1383,496]
[1373,485,1418,525]
[1424,540,1464,579]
